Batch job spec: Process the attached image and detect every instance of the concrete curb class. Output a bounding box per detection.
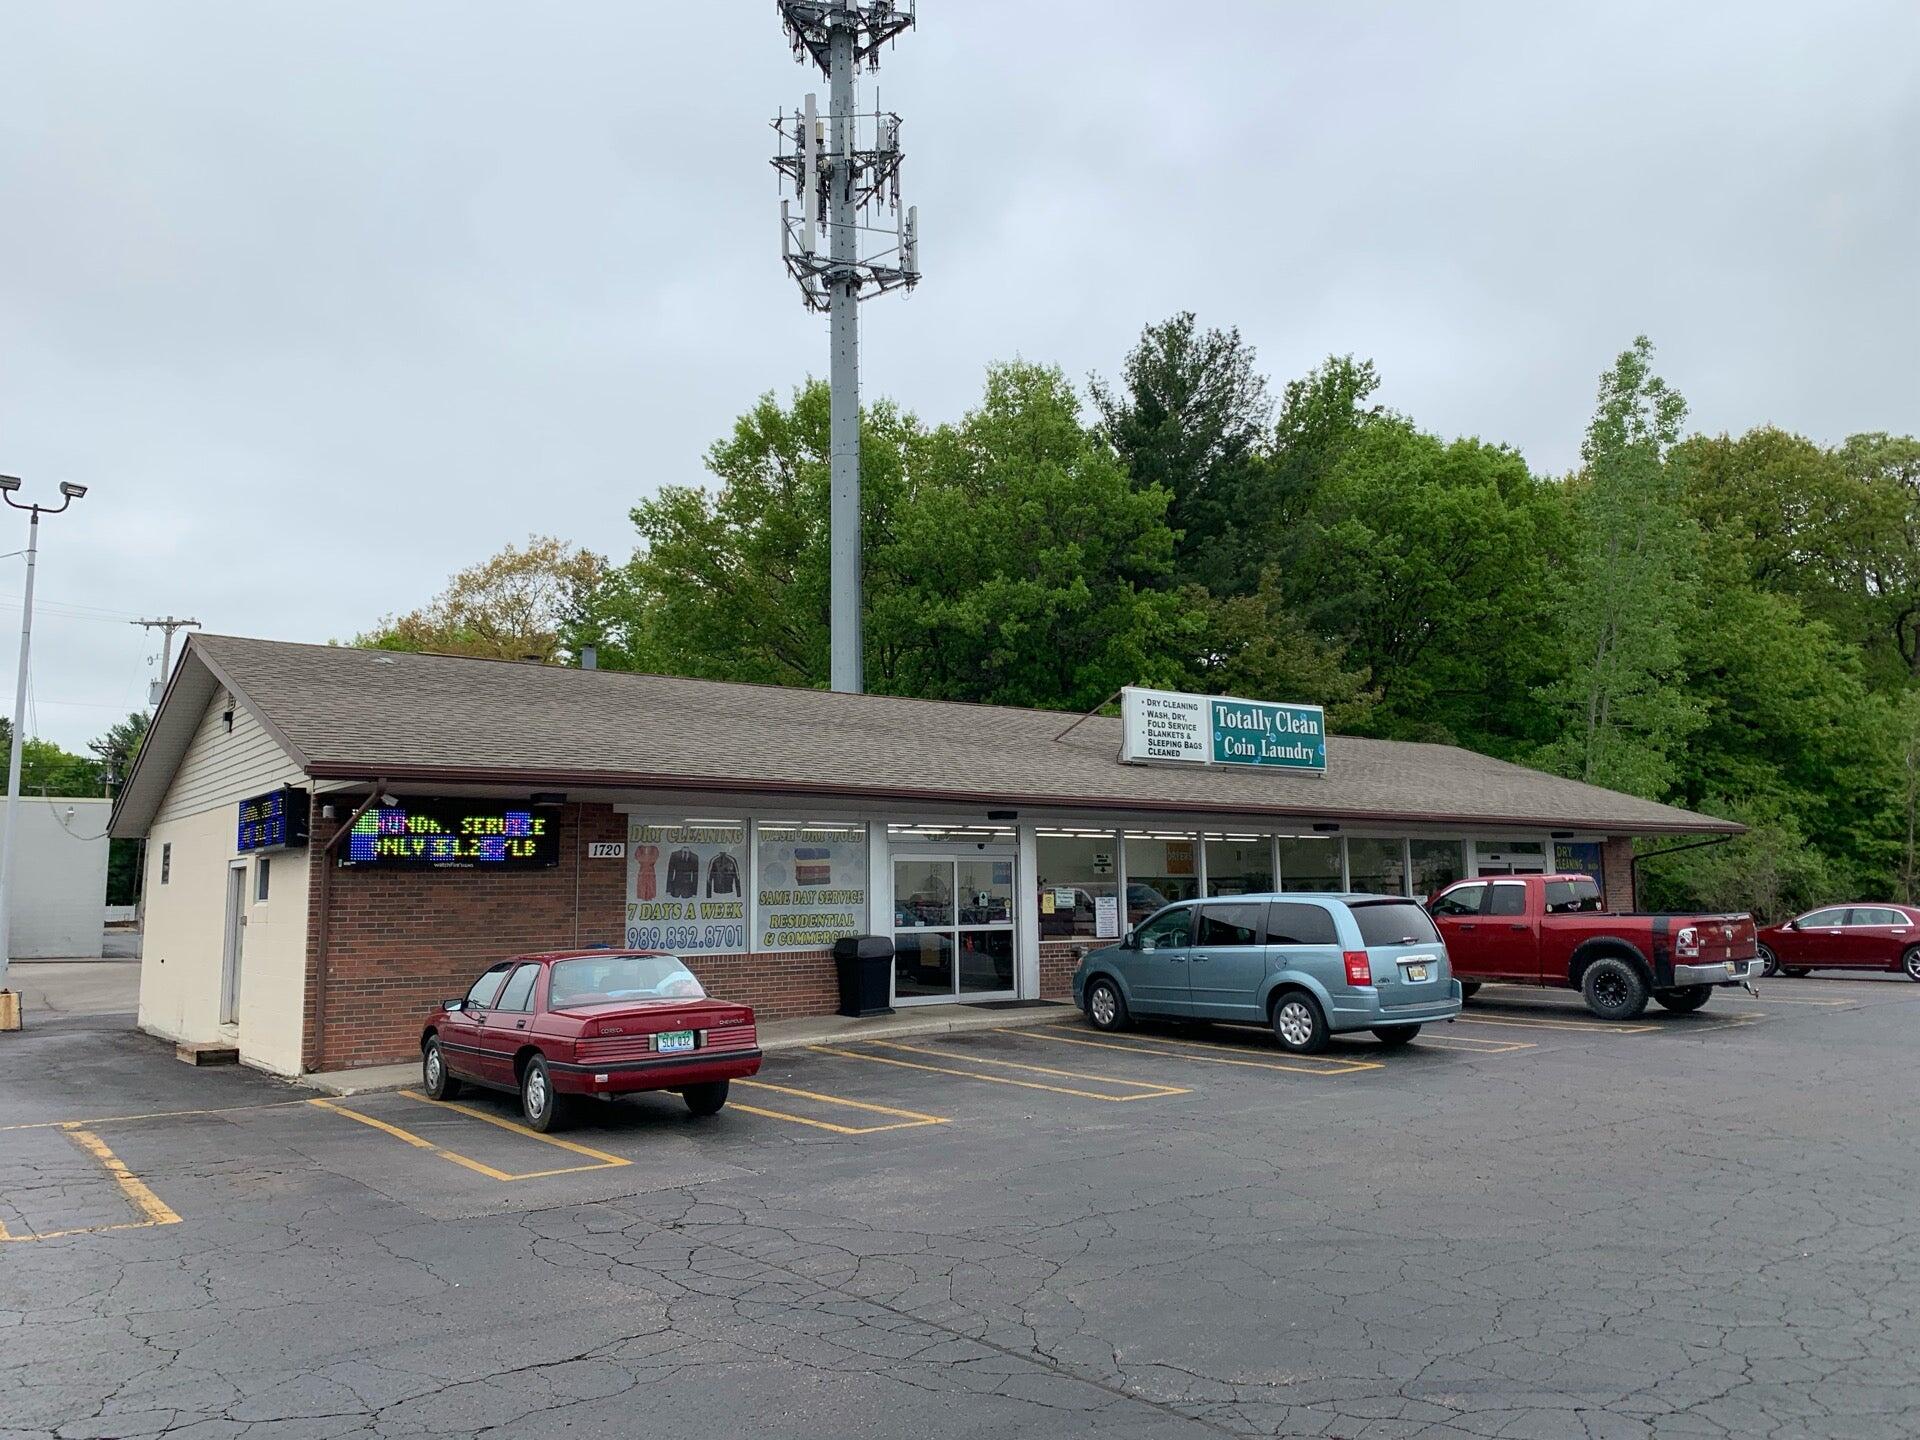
[304,1002,1078,1098]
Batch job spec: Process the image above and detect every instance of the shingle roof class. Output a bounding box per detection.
[111,633,1742,838]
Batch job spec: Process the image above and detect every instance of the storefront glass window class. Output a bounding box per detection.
[1409,839,1466,899]
[628,818,750,954]
[1035,831,1122,941]
[1205,835,1274,897]
[893,851,1017,1000]
[1278,836,1342,892]
[1124,834,1200,924]
[754,823,868,952]
[1346,838,1408,896]
[1554,841,1606,892]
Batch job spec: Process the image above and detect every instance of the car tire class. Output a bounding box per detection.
[520,1054,567,1133]
[1758,945,1779,978]
[421,1036,462,1101]
[1782,968,1810,978]
[1580,955,1650,1021]
[1271,992,1329,1055]
[1904,947,1920,983]
[1370,1024,1421,1048]
[1086,978,1129,1033]
[683,1080,730,1117]
[1459,982,1481,1000]
[1653,985,1713,1014]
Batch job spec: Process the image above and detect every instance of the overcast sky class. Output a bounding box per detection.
[2,1,1915,752]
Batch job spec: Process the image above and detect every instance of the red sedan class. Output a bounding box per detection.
[1757,905,1920,982]
[420,950,761,1131]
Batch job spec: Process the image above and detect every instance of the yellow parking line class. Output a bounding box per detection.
[1418,1034,1537,1054]
[1014,1026,1384,1075]
[397,1092,630,1171]
[1457,1013,1660,1035]
[812,1043,1189,1102]
[0,1127,182,1243]
[732,1079,950,1134]
[310,1098,627,1182]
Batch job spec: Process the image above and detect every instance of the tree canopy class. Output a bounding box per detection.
[351,321,1920,919]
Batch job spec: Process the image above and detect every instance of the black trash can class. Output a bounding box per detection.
[833,935,896,1018]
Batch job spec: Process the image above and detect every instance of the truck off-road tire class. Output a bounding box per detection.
[1580,955,1650,1021]
[683,1081,730,1117]
[1271,992,1330,1055]
[1653,985,1713,1014]
[1370,1024,1421,1048]
[1086,978,1130,1033]
[1758,945,1779,978]
[1458,982,1481,1000]
[1903,947,1920,983]
[421,1036,462,1101]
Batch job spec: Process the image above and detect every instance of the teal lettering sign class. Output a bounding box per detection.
[1209,698,1327,772]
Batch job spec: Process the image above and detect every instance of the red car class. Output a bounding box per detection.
[420,950,761,1131]
[1757,905,1920,982]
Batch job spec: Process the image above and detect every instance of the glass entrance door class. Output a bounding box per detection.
[892,853,1018,1002]
[1473,841,1547,877]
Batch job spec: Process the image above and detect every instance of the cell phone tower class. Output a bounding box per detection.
[772,1,921,695]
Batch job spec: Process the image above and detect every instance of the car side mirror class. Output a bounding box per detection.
[1122,929,1137,950]
[1787,920,1801,931]
[443,998,465,1012]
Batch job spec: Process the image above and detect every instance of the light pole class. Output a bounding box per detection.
[0,476,87,1002]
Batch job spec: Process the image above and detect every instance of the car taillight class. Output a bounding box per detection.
[582,1020,605,1039]
[1343,950,1373,986]
[1675,926,1700,958]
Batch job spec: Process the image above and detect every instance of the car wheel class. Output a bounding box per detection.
[1653,984,1713,1014]
[1758,945,1779,978]
[1904,947,1920,982]
[1458,982,1481,1000]
[421,1036,462,1101]
[1271,992,1329,1055]
[520,1054,567,1133]
[1370,1024,1421,1048]
[1580,956,1650,1021]
[683,1080,730,1117]
[1086,978,1129,1033]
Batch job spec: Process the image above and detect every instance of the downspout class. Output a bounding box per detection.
[1629,834,1735,910]
[309,781,388,1073]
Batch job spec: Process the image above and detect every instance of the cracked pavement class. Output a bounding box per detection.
[3,977,1917,1439]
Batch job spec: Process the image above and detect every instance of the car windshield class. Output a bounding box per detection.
[548,954,706,1007]
[1349,900,1441,947]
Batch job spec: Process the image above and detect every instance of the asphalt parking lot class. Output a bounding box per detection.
[5,976,1919,1440]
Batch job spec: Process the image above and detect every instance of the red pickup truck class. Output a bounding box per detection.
[1427,873,1761,1020]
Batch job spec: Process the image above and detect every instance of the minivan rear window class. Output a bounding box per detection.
[1349,901,1441,947]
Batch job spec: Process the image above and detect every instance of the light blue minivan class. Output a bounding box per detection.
[1071,893,1463,1054]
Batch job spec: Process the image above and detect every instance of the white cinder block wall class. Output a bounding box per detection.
[0,797,111,958]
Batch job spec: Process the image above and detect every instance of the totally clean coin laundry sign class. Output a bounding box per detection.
[1120,687,1327,774]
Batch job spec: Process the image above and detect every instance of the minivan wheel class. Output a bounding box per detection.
[1086,979,1129,1033]
[1758,945,1779,978]
[1580,956,1650,1021]
[421,1037,461,1101]
[1271,993,1329,1055]
[1370,1024,1420,1048]
[520,1054,566,1133]
[1903,947,1920,982]
[1653,985,1713,1014]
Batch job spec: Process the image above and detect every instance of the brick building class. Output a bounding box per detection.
[111,635,1741,1077]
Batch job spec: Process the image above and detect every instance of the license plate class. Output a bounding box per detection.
[1725,962,1738,977]
[655,1030,696,1054]
[1405,964,1429,982]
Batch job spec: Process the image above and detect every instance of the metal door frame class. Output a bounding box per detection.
[219,861,248,1026]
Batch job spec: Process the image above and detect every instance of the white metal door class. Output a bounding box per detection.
[220,863,248,1026]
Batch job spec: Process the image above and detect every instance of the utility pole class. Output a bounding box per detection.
[773,1,921,694]
[132,616,201,707]
[0,476,88,1006]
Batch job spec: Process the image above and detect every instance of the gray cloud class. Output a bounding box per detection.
[1,0,1914,749]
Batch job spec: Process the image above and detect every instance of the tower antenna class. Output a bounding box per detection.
[772,1,921,695]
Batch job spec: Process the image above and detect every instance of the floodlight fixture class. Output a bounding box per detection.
[58,482,87,500]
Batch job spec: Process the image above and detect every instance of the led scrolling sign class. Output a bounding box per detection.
[336,799,560,871]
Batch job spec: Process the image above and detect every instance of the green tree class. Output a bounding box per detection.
[1638,798,1835,922]
[1091,313,1272,595]
[0,722,99,795]
[90,711,150,788]
[877,362,1194,708]
[356,536,606,664]
[1535,338,1705,797]
[1831,432,1920,686]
